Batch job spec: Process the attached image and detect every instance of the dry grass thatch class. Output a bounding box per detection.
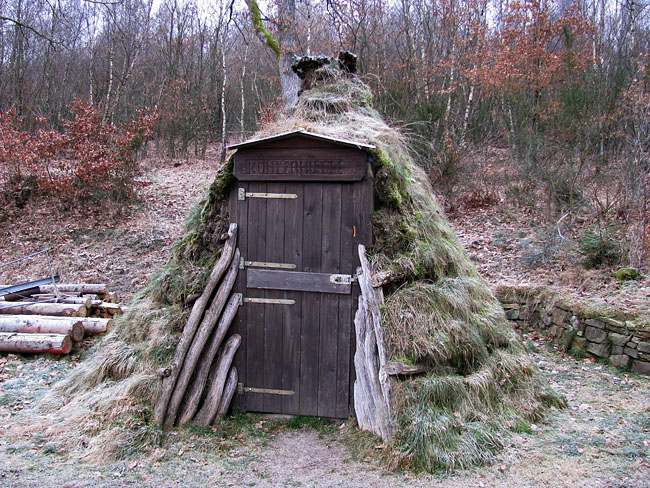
[36,64,564,469]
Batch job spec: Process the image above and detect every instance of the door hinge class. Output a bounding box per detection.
[237,383,295,396]
[238,188,297,201]
[243,297,295,305]
[329,274,356,285]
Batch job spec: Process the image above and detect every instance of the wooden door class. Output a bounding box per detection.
[229,180,372,418]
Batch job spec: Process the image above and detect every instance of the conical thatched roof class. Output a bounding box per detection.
[36,61,564,471]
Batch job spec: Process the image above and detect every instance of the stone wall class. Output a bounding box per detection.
[495,286,650,376]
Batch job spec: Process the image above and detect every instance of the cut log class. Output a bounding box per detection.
[154,223,238,426]
[1,296,92,307]
[0,302,87,317]
[164,253,241,428]
[80,318,113,335]
[214,367,238,421]
[38,283,109,295]
[0,316,84,342]
[176,292,242,426]
[0,332,72,354]
[193,333,242,426]
[90,302,123,315]
[353,244,394,441]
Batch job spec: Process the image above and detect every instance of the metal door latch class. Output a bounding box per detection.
[329,274,356,285]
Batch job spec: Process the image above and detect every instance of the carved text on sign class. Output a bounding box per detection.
[244,158,344,176]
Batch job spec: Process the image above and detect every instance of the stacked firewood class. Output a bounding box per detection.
[0,283,121,355]
[155,222,241,428]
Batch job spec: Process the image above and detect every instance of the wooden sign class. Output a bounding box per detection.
[234,148,367,181]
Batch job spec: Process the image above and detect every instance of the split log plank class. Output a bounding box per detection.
[154,223,238,426]
[353,244,394,441]
[0,332,72,354]
[0,302,87,317]
[0,316,84,342]
[193,334,241,425]
[214,367,238,421]
[176,292,242,425]
[164,252,240,428]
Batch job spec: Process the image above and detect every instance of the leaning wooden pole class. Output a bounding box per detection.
[193,334,242,426]
[215,367,238,420]
[163,250,240,429]
[176,292,242,426]
[154,223,238,426]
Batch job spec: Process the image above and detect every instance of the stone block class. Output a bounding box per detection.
[571,336,588,351]
[612,345,624,355]
[502,303,520,310]
[626,342,637,349]
[610,355,630,368]
[570,315,579,328]
[631,360,650,376]
[639,352,650,361]
[587,341,611,358]
[637,342,650,353]
[585,326,608,344]
[542,314,552,326]
[602,317,626,329]
[585,318,606,329]
[505,309,520,320]
[609,333,629,346]
[624,347,639,359]
[552,308,568,325]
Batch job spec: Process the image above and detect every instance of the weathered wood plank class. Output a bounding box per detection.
[282,182,303,414]
[299,183,323,416]
[246,181,266,412]
[264,181,285,413]
[318,184,342,417]
[353,244,394,441]
[337,183,355,418]
[246,269,351,294]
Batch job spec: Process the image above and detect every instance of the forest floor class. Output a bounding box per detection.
[0,148,649,487]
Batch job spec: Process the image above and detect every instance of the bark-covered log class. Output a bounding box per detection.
[39,284,109,295]
[80,317,113,335]
[154,223,238,426]
[0,316,84,341]
[0,296,92,307]
[176,292,241,426]
[163,252,240,429]
[353,244,394,441]
[193,334,241,426]
[214,367,238,421]
[0,332,72,354]
[0,302,87,317]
